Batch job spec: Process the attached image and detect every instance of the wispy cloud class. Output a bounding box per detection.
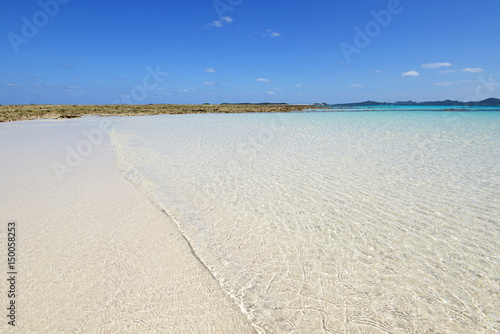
[402,70,419,77]
[421,62,452,69]
[350,84,363,88]
[434,81,453,86]
[7,83,22,87]
[157,88,190,93]
[204,81,214,85]
[373,70,383,73]
[256,29,281,38]
[205,16,233,28]
[57,64,75,69]
[268,91,276,95]
[204,68,216,73]
[257,78,270,82]
[439,67,485,74]
[238,90,258,95]
[295,84,303,87]
[434,80,479,86]
[26,75,42,79]
[462,67,484,73]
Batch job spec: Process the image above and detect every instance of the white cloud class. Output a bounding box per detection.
[421,62,452,69]
[373,70,383,73]
[295,84,303,87]
[257,29,281,38]
[257,78,270,82]
[462,67,484,73]
[7,83,22,87]
[350,84,363,88]
[204,68,216,73]
[268,91,276,95]
[205,16,233,28]
[402,70,419,77]
[204,81,214,85]
[268,30,281,37]
[439,70,457,74]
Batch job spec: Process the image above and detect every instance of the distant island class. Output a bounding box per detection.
[329,97,500,107]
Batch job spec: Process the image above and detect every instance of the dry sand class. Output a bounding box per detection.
[0,117,254,333]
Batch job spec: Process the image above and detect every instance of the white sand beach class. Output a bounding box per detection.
[0,117,254,333]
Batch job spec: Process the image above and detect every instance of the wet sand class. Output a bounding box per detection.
[0,117,254,333]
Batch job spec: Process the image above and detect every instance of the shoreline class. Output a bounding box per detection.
[2,103,499,123]
[0,117,255,333]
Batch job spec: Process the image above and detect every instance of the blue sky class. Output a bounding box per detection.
[1,0,499,105]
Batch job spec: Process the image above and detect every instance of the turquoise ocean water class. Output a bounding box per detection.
[110,108,499,333]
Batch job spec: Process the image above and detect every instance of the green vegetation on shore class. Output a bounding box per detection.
[0,104,330,122]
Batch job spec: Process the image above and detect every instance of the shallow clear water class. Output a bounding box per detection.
[110,110,500,333]
[307,105,500,113]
